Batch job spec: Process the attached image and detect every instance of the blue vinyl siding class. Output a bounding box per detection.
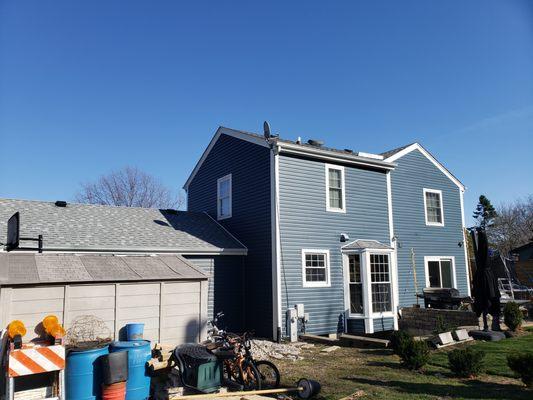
[346,319,365,334]
[278,154,391,335]
[187,134,273,337]
[390,149,468,307]
[184,255,246,333]
[373,316,394,332]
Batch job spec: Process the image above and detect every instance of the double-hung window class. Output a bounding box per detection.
[302,249,330,287]
[217,174,232,220]
[326,165,345,212]
[426,257,455,288]
[370,253,392,313]
[348,254,363,314]
[423,188,444,226]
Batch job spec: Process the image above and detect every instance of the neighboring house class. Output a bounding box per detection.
[0,199,247,343]
[185,126,470,339]
[511,242,533,286]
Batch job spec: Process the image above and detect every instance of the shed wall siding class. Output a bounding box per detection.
[390,149,468,307]
[187,134,272,336]
[184,255,246,333]
[0,280,206,345]
[278,154,391,335]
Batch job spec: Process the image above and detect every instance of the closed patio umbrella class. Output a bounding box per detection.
[471,227,501,331]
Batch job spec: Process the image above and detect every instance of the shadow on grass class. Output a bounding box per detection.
[357,348,394,356]
[342,376,530,400]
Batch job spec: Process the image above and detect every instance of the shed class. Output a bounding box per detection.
[0,253,208,344]
[0,198,248,340]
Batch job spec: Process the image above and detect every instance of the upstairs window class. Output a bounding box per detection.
[217,174,232,220]
[424,188,444,226]
[326,164,346,212]
[302,249,330,287]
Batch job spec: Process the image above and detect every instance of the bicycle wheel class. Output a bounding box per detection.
[254,360,280,389]
[240,360,262,390]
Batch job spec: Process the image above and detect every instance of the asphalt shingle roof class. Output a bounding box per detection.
[342,239,392,250]
[0,253,207,285]
[380,142,416,159]
[0,199,246,253]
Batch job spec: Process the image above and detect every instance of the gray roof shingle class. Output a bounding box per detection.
[0,199,246,254]
[342,239,392,250]
[0,253,207,285]
[380,142,416,159]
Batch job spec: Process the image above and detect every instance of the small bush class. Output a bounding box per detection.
[507,353,533,388]
[390,330,412,358]
[448,347,485,377]
[433,315,456,335]
[503,302,523,331]
[400,339,430,370]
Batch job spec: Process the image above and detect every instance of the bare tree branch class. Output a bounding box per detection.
[487,195,533,255]
[75,166,184,209]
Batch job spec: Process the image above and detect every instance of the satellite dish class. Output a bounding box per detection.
[263,121,271,139]
[6,212,20,251]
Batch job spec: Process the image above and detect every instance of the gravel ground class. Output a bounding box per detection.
[250,339,315,360]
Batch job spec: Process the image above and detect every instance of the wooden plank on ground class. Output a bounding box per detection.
[300,334,339,344]
[339,333,390,348]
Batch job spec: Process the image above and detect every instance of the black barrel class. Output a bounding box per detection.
[101,351,129,385]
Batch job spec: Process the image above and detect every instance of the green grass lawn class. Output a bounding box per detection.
[274,329,533,399]
[430,328,533,378]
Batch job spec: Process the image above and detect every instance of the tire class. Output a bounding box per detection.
[254,360,280,389]
[240,360,262,390]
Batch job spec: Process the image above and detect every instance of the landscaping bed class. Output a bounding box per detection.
[271,330,533,399]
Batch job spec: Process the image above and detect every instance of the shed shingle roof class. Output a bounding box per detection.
[0,253,207,285]
[0,199,246,254]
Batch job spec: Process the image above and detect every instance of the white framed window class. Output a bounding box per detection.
[217,174,232,220]
[369,253,392,313]
[302,249,331,287]
[424,256,456,288]
[423,188,444,226]
[348,254,364,315]
[325,164,346,213]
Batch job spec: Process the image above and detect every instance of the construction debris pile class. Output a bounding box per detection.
[250,339,314,360]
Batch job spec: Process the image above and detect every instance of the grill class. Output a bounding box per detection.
[417,288,470,310]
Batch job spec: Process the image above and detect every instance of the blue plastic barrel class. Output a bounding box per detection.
[109,340,151,400]
[125,323,144,341]
[66,345,109,400]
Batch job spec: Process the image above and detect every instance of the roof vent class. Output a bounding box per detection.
[307,139,324,147]
[54,201,67,207]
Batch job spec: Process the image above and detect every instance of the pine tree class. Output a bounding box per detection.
[473,195,497,229]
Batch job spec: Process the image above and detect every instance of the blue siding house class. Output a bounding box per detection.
[185,126,469,339]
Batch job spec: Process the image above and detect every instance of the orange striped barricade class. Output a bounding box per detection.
[6,343,65,400]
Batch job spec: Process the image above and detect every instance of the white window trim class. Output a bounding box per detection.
[424,256,457,289]
[325,164,346,213]
[423,188,444,227]
[302,249,331,288]
[342,252,365,318]
[217,174,232,220]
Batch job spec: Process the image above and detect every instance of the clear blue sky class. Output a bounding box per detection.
[1,1,532,224]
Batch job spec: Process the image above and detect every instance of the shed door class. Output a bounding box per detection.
[160,282,201,344]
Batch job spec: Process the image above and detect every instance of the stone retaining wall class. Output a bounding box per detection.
[399,307,478,335]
